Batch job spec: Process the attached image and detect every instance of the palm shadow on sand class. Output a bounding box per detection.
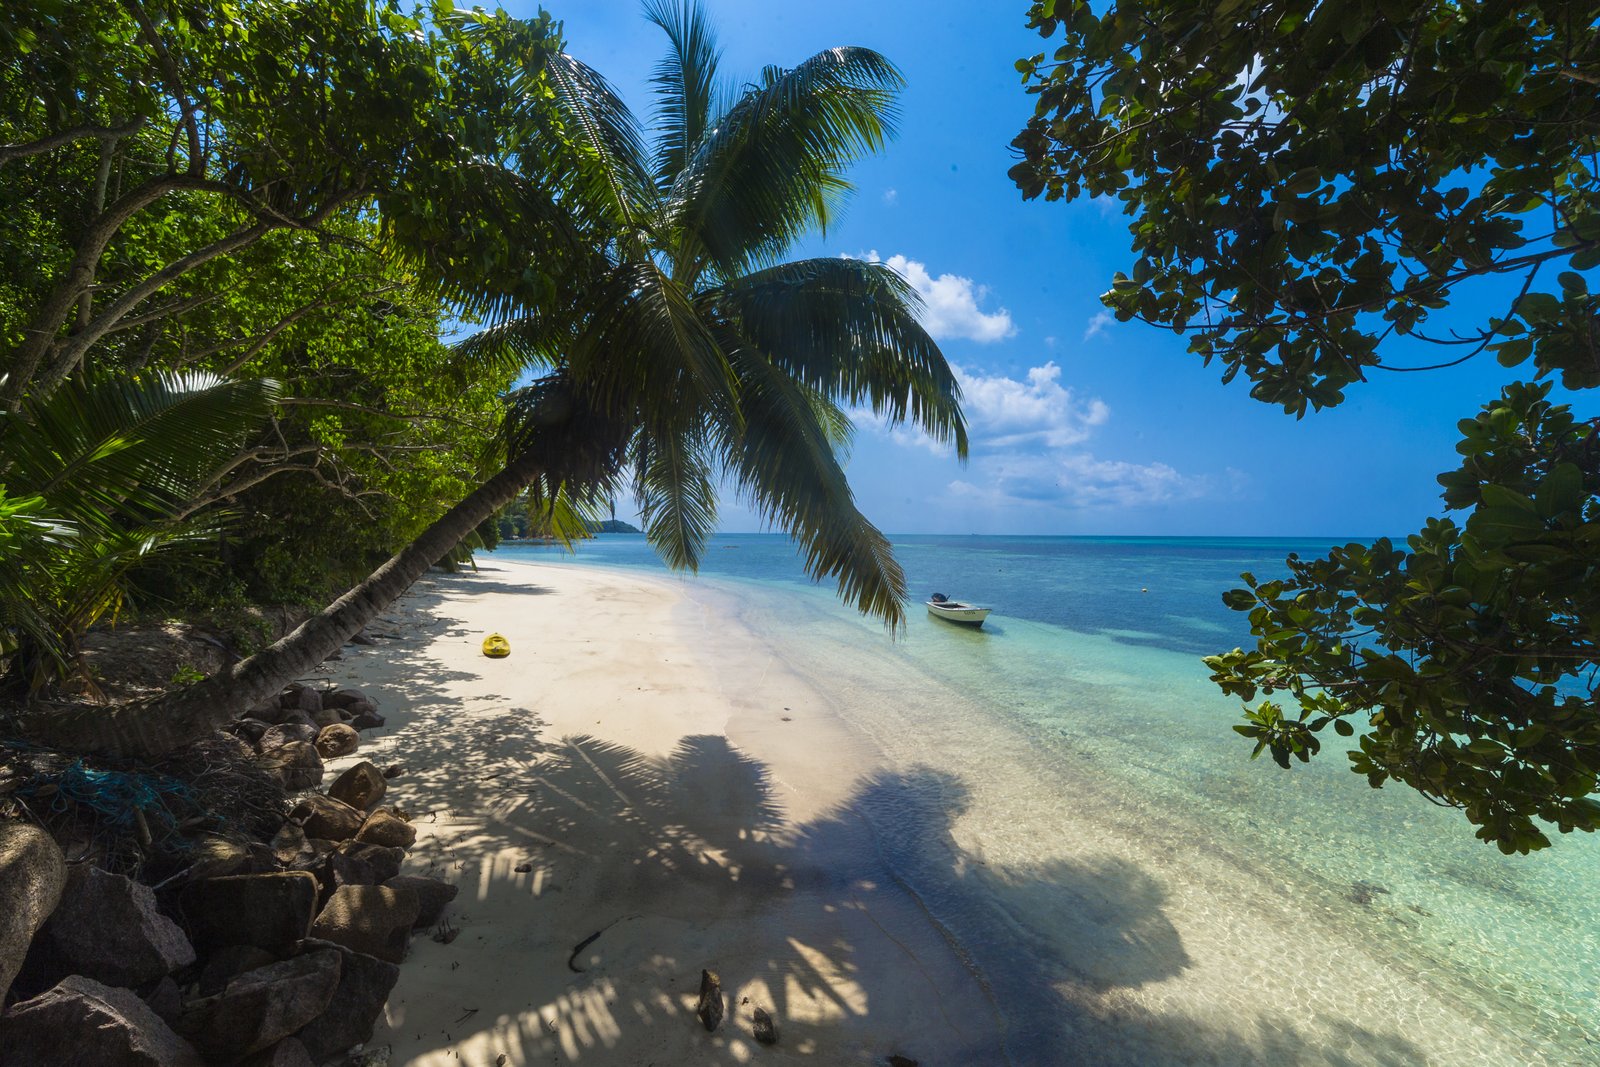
[343,572,1429,1066]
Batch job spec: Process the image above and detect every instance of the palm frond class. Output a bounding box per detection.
[643,0,725,189]
[521,482,615,550]
[712,257,968,456]
[1,372,281,532]
[449,314,564,384]
[0,373,276,692]
[0,490,74,680]
[665,46,903,281]
[567,260,739,421]
[539,50,657,237]
[503,374,635,492]
[805,384,855,455]
[631,424,719,572]
[717,336,906,630]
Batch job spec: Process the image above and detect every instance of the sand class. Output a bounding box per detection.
[314,559,992,1066]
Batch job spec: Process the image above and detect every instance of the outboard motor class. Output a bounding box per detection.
[930,592,949,603]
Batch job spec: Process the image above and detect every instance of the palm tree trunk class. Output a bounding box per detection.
[20,450,545,759]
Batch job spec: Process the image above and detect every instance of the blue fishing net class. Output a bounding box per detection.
[20,760,195,836]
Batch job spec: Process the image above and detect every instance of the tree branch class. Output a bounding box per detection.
[30,190,361,399]
[215,283,402,375]
[1,173,232,409]
[0,117,146,168]
[122,0,203,176]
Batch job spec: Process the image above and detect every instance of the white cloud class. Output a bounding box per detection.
[957,361,1108,449]
[948,452,1207,510]
[859,358,1215,512]
[855,360,1106,456]
[849,251,1015,343]
[886,425,953,456]
[1083,310,1114,342]
[882,188,899,206]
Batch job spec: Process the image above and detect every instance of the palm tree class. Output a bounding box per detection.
[28,1,965,757]
[0,372,281,694]
[471,0,967,619]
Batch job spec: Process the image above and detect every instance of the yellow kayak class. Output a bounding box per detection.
[482,632,511,658]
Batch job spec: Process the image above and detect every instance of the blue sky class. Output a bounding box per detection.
[513,1,1573,538]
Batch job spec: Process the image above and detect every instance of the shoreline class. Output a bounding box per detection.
[320,556,1583,1066]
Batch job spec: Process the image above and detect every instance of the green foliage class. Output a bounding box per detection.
[497,497,533,540]
[169,664,206,686]
[0,0,575,402]
[1208,385,1600,854]
[1014,1,1600,849]
[1012,0,1600,411]
[0,0,551,618]
[0,372,279,692]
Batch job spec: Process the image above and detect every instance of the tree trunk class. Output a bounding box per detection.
[20,450,545,758]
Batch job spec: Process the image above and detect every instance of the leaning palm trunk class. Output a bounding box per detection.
[19,450,546,758]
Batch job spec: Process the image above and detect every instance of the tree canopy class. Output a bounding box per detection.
[1013,0,1600,852]
[0,0,575,696]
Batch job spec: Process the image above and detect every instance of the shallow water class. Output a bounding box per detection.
[493,535,1600,1065]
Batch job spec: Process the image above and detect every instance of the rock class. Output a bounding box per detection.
[381,764,405,780]
[886,1057,919,1067]
[292,939,401,1062]
[348,1045,391,1066]
[0,975,204,1067]
[257,740,323,791]
[291,794,365,842]
[384,875,458,928]
[187,833,252,879]
[312,707,343,729]
[270,823,318,868]
[0,822,65,1003]
[198,943,278,996]
[173,949,342,1057]
[247,697,284,722]
[1349,880,1390,906]
[314,723,360,759]
[753,1006,778,1045]
[29,864,194,988]
[144,975,183,1023]
[260,723,318,751]
[327,762,386,812]
[278,708,317,729]
[305,847,385,909]
[180,872,319,955]
[335,841,404,884]
[231,718,273,745]
[355,810,415,850]
[309,885,419,964]
[296,687,324,715]
[696,969,723,1032]
[239,1038,316,1067]
[322,688,369,709]
[349,705,385,731]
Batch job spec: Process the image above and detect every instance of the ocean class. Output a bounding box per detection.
[491,534,1600,1065]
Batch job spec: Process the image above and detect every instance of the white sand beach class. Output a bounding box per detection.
[308,557,1570,1067]
[313,559,991,1066]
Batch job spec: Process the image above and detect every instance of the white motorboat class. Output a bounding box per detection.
[926,593,990,627]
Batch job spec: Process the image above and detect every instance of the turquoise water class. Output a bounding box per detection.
[493,534,1600,1064]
